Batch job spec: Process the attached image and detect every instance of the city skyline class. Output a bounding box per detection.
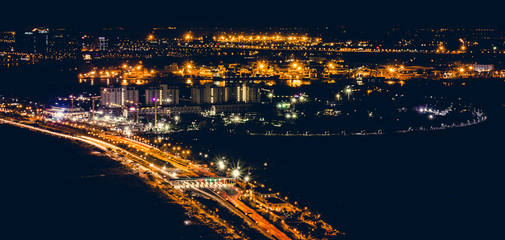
[1,5,504,240]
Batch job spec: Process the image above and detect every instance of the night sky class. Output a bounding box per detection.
[2,0,505,28]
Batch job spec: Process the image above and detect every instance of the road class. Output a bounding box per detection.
[217,189,291,240]
[1,118,292,240]
[192,187,277,240]
[106,134,291,239]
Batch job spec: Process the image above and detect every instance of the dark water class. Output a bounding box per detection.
[172,81,505,240]
[178,120,504,240]
[0,124,219,239]
[1,62,504,240]
[0,62,95,101]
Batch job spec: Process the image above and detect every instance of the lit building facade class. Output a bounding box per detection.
[100,86,139,108]
[16,27,49,53]
[96,37,108,51]
[191,82,260,104]
[229,82,261,103]
[144,84,179,106]
[191,83,228,104]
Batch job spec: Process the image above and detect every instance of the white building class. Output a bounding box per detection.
[229,82,261,103]
[144,84,179,106]
[97,37,108,51]
[100,86,139,108]
[44,106,89,120]
[472,64,494,72]
[191,82,260,104]
[191,83,229,104]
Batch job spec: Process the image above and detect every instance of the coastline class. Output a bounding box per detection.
[0,120,224,239]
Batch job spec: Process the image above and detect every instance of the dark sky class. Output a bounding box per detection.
[2,0,504,29]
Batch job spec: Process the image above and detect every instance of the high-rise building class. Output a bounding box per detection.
[145,84,179,106]
[100,85,139,108]
[228,82,261,103]
[191,83,229,104]
[47,28,78,53]
[191,82,260,104]
[191,84,209,104]
[16,27,49,53]
[96,37,108,51]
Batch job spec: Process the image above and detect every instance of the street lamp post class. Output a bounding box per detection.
[91,96,100,120]
[125,100,139,123]
[70,95,74,110]
[267,92,273,103]
[152,97,158,126]
[345,87,352,101]
[135,102,140,123]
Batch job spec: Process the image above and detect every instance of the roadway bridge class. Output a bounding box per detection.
[170,177,233,189]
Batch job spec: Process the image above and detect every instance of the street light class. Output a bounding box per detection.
[345,87,352,101]
[267,92,274,103]
[152,97,158,126]
[231,168,241,179]
[217,160,226,171]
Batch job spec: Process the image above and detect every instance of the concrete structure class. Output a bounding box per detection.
[100,85,139,108]
[257,197,291,212]
[191,83,228,104]
[228,82,261,103]
[209,103,255,114]
[43,106,89,120]
[96,37,108,51]
[253,188,291,212]
[139,105,202,115]
[191,82,260,104]
[170,177,232,189]
[16,27,49,53]
[138,103,256,116]
[473,64,494,72]
[253,188,279,199]
[145,84,179,106]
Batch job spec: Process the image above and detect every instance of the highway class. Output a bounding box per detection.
[216,189,291,240]
[1,118,292,240]
[192,187,277,240]
[107,135,203,177]
[106,134,290,239]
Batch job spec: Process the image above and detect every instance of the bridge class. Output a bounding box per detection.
[170,177,233,189]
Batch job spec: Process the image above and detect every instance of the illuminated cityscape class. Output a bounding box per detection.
[1,1,505,240]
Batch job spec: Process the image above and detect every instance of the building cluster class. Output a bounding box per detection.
[100,85,140,108]
[250,188,292,213]
[99,82,260,110]
[144,84,179,106]
[100,84,180,109]
[3,26,505,63]
[175,59,503,85]
[43,106,89,120]
[191,82,260,104]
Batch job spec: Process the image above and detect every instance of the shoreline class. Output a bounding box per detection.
[0,118,244,240]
